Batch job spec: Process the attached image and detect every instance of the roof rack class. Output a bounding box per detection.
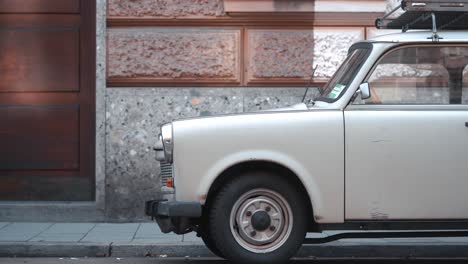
[376,0,468,41]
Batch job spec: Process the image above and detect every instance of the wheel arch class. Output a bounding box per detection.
[203,160,317,231]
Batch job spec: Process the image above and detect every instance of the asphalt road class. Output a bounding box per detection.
[2,258,468,264]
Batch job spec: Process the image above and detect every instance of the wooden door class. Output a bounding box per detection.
[0,0,95,200]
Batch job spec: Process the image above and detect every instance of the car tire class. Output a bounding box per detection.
[208,171,308,263]
[200,231,224,258]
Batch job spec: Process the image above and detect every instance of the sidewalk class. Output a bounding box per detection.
[1,222,468,258]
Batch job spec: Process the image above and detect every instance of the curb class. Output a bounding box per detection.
[111,242,211,258]
[2,242,468,258]
[0,242,110,258]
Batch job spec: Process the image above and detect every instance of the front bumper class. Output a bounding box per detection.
[145,200,202,218]
[145,200,202,234]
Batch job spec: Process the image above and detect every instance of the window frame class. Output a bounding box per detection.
[316,42,373,103]
[357,43,468,106]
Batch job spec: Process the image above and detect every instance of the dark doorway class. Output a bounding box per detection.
[0,0,96,201]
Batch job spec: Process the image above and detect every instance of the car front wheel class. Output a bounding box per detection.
[208,171,308,263]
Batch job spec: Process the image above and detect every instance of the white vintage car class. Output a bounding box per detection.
[146,4,468,263]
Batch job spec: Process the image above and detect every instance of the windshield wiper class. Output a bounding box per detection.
[302,65,320,103]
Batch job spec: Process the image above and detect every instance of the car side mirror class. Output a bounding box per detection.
[359,83,371,100]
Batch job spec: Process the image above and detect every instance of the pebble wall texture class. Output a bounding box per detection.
[108,0,224,17]
[105,87,316,220]
[108,28,240,80]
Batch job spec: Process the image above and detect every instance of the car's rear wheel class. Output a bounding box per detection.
[208,171,308,263]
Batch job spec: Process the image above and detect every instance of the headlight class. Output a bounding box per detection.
[161,123,173,163]
[155,134,165,162]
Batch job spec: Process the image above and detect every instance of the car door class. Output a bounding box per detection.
[345,44,468,220]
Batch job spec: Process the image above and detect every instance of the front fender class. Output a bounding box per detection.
[198,150,323,220]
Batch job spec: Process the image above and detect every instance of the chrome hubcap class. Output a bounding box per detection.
[230,189,293,253]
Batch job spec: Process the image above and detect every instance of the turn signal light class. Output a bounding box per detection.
[166,178,173,188]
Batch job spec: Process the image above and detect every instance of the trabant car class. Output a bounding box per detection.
[146,4,468,263]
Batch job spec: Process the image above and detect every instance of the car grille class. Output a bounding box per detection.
[160,161,173,186]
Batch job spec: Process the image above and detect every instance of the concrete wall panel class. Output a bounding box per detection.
[246,28,365,83]
[107,28,240,82]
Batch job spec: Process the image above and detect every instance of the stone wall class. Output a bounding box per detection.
[247,28,364,81]
[104,0,379,220]
[108,28,240,81]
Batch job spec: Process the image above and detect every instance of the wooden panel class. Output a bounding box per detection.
[0,14,80,28]
[0,175,93,201]
[0,0,80,14]
[0,29,79,92]
[0,0,95,201]
[0,105,79,170]
[0,93,79,106]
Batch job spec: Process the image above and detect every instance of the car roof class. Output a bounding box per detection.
[369,30,468,43]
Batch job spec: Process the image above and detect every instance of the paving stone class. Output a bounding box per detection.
[0,234,36,242]
[0,223,52,242]
[29,233,85,242]
[134,234,182,241]
[0,223,10,230]
[92,223,140,232]
[80,234,135,243]
[79,223,140,243]
[134,223,181,242]
[85,223,139,236]
[134,223,164,238]
[44,223,96,234]
[0,223,52,234]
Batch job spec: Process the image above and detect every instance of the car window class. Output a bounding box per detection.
[317,47,371,103]
[354,46,468,105]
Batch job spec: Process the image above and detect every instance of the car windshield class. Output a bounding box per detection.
[316,47,371,103]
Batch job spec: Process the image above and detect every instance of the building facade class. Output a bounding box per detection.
[0,0,392,221]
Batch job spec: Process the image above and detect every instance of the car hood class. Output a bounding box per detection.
[264,103,308,112]
[173,102,311,124]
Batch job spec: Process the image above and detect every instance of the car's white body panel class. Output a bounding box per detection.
[162,30,468,224]
[172,110,345,223]
[345,105,468,220]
